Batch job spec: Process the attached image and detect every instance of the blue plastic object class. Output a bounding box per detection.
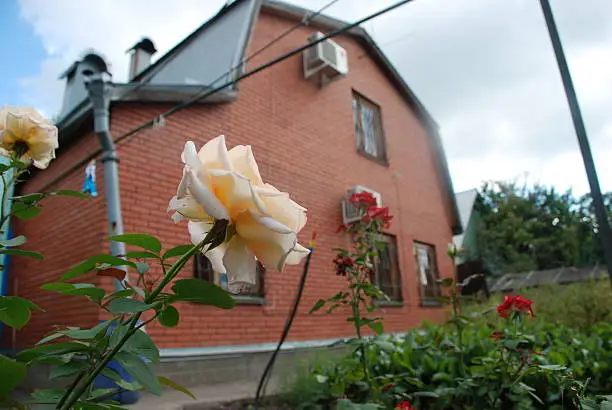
[93,321,142,405]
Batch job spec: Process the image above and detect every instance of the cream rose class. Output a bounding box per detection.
[168,135,309,289]
[0,106,58,169]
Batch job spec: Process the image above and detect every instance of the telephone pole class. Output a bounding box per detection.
[539,0,612,281]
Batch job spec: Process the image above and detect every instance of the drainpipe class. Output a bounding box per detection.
[86,73,126,290]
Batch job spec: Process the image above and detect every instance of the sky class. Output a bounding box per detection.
[2,0,612,195]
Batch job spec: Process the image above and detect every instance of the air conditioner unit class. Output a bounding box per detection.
[303,32,348,86]
[341,186,382,225]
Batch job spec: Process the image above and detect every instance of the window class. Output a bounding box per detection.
[413,242,441,302]
[194,253,265,298]
[372,234,402,302]
[352,91,387,162]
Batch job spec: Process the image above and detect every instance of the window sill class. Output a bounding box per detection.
[420,299,444,308]
[375,300,404,308]
[234,295,266,305]
[357,149,389,167]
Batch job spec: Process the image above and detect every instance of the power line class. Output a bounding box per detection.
[40,0,414,192]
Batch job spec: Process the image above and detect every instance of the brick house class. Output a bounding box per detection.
[8,0,461,383]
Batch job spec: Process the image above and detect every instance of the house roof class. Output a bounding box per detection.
[452,188,478,248]
[55,0,462,234]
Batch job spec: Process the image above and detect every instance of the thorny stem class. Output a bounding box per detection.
[58,237,207,410]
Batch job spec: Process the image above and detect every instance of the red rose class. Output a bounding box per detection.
[364,205,393,228]
[396,401,415,409]
[497,295,534,318]
[491,331,504,340]
[383,383,395,392]
[349,191,378,207]
[333,255,354,276]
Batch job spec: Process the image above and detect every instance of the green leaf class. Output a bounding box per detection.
[0,296,41,329]
[373,340,395,352]
[0,249,43,260]
[51,190,89,198]
[49,361,88,379]
[366,321,383,335]
[12,203,41,220]
[414,391,440,398]
[11,193,44,203]
[36,332,66,346]
[125,251,159,260]
[107,290,135,299]
[437,277,455,287]
[538,364,566,371]
[158,376,196,399]
[108,234,162,254]
[101,368,143,392]
[41,283,106,301]
[108,298,155,314]
[123,329,160,363]
[61,321,112,340]
[28,388,67,404]
[0,236,26,247]
[61,255,136,281]
[0,355,27,399]
[169,279,235,309]
[157,305,180,327]
[17,342,89,363]
[309,299,326,314]
[114,352,162,395]
[162,245,194,260]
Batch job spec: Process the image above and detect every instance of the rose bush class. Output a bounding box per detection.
[168,136,309,290]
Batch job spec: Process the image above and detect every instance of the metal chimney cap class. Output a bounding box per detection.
[127,38,157,55]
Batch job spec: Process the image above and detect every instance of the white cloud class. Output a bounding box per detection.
[17,0,612,194]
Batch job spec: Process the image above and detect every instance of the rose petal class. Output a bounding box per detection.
[198,135,232,171]
[260,191,307,233]
[208,169,267,218]
[223,237,258,286]
[187,171,230,220]
[168,195,209,220]
[188,220,227,273]
[227,145,264,186]
[181,141,201,172]
[285,242,310,265]
[235,211,298,271]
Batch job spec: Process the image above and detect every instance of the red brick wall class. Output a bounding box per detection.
[9,9,454,349]
[8,132,107,347]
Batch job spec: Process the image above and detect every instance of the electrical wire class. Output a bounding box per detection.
[254,233,317,408]
[38,0,414,193]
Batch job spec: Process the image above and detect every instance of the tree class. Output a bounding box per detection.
[475,181,610,275]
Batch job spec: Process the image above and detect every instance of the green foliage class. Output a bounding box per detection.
[108,234,162,254]
[0,296,41,329]
[0,355,27,399]
[466,280,612,331]
[291,317,612,409]
[476,181,612,275]
[169,278,236,308]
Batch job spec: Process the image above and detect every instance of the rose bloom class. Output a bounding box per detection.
[396,401,415,410]
[364,205,393,228]
[168,135,309,289]
[0,106,58,169]
[491,331,504,340]
[349,191,378,207]
[497,295,534,318]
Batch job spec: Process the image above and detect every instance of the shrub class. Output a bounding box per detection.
[291,309,612,409]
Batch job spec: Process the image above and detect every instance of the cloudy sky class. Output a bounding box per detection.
[2,0,611,194]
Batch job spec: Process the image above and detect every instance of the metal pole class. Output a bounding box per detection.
[86,74,126,289]
[539,0,612,281]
